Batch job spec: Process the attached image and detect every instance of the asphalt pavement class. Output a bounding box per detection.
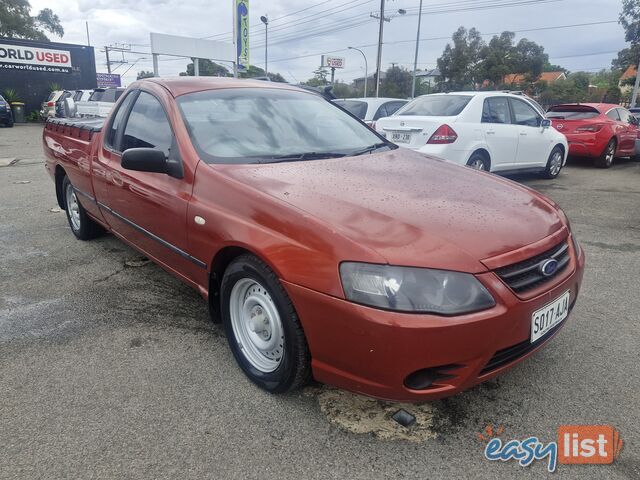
[1,124,639,479]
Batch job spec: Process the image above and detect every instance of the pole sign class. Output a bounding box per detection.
[96,72,121,88]
[321,55,345,69]
[0,42,72,73]
[235,0,250,70]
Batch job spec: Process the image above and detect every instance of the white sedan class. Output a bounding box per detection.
[375,91,568,179]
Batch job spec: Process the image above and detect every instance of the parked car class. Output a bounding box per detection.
[0,94,14,127]
[73,89,94,103]
[376,92,568,178]
[547,103,639,168]
[334,97,408,128]
[76,87,125,117]
[40,90,72,118]
[43,77,584,402]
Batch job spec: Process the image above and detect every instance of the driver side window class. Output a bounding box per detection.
[121,91,173,157]
[509,98,541,127]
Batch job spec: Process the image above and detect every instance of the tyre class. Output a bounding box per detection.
[62,176,101,240]
[542,146,564,179]
[466,152,489,171]
[220,254,311,393]
[595,139,616,168]
[6,120,13,128]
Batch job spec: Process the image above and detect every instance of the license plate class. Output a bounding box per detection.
[531,290,570,343]
[391,131,411,143]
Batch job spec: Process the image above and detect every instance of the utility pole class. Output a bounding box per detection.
[631,58,640,107]
[105,46,111,74]
[374,0,385,98]
[410,0,423,99]
[85,21,90,46]
[260,15,269,75]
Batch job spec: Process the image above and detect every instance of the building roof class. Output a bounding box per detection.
[415,68,440,78]
[503,71,566,84]
[620,65,637,80]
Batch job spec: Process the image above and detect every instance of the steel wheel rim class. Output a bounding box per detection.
[606,143,615,165]
[550,151,563,176]
[65,185,81,231]
[229,278,284,373]
[469,158,485,170]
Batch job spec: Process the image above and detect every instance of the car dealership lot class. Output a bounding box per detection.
[1,125,639,478]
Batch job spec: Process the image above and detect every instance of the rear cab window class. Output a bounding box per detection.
[334,100,368,120]
[105,92,137,151]
[397,95,472,116]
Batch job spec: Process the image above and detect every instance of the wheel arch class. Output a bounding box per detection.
[54,164,67,209]
[468,147,491,170]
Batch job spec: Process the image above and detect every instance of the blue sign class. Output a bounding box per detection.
[96,72,121,88]
[236,0,250,70]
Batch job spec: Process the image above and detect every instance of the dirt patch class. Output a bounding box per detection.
[308,386,437,442]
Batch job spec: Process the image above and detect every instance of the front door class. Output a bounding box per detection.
[509,97,552,168]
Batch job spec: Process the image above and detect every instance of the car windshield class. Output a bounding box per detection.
[177,88,389,164]
[0,95,5,103]
[333,100,368,119]
[396,94,472,116]
[547,106,600,120]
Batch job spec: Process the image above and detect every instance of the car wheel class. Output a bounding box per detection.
[542,146,564,179]
[221,254,311,393]
[466,152,489,171]
[595,139,616,168]
[62,176,101,240]
[7,120,14,128]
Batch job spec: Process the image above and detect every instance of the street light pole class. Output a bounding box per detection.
[374,0,385,98]
[411,0,423,99]
[348,47,368,98]
[260,15,269,76]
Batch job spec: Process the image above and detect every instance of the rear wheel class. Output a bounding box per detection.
[62,176,101,240]
[466,152,489,171]
[221,254,311,393]
[542,146,564,179]
[595,139,616,168]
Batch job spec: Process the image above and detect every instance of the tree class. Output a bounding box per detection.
[180,59,230,77]
[239,65,287,82]
[437,27,484,90]
[479,32,515,87]
[303,67,330,87]
[380,66,412,98]
[511,38,548,80]
[0,1,64,40]
[136,71,155,80]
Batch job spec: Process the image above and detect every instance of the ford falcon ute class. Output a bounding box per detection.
[43,77,585,402]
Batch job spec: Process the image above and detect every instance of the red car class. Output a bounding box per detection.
[43,78,585,402]
[547,103,639,168]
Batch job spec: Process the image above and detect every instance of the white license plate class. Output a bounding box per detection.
[391,131,412,143]
[530,291,570,343]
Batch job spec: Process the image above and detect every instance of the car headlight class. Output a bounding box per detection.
[339,262,495,315]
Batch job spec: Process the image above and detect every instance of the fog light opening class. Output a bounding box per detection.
[404,364,462,390]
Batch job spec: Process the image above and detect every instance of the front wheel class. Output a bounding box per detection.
[220,254,311,393]
[595,139,616,168]
[542,146,564,179]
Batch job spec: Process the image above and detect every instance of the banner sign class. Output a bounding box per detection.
[235,0,250,69]
[0,42,72,73]
[321,55,346,69]
[96,72,121,88]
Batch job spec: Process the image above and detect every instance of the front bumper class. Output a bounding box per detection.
[285,237,585,402]
[0,110,12,124]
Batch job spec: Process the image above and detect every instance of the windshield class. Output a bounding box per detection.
[177,88,388,164]
[396,94,472,116]
[547,106,600,120]
[0,95,5,103]
[334,100,368,119]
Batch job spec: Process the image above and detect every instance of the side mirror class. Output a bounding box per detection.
[630,115,638,126]
[121,148,167,174]
[541,118,552,129]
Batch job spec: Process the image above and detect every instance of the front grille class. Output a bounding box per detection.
[494,241,570,294]
[479,320,565,375]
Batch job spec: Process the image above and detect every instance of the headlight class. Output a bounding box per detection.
[339,262,495,315]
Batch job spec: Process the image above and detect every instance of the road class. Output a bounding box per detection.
[1,124,639,479]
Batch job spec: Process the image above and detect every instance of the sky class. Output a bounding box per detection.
[28,0,629,86]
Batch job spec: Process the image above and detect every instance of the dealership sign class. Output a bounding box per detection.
[321,55,345,69]
[235,0,250,70]
[97,73,121,88]
[0,43,72,73]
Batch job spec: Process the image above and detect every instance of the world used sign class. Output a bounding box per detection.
[0,43,72,73]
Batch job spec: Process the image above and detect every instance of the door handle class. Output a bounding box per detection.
[486,130,495,135]
[520,132,528,136]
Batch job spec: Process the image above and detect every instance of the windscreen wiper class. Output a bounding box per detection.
[263,152,347,163]
[348,142,392,156]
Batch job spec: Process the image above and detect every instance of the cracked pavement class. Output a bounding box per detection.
[1,124,639,479]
